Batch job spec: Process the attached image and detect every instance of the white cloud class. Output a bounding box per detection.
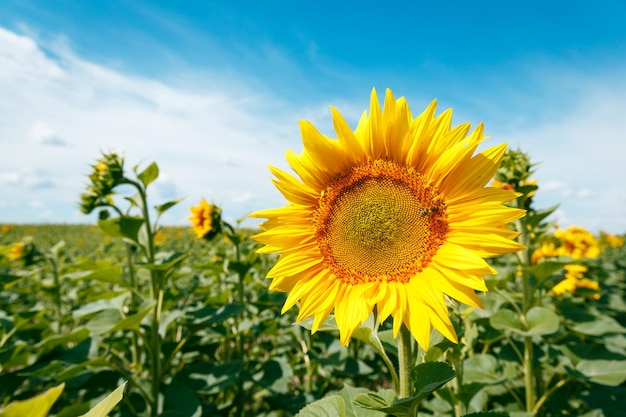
[30,121,70,146]
[0,26,300,226]
[499,73,626,232]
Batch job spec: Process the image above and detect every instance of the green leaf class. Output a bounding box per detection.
[526,204,559,229]
[64,265,125,286]
[36,327,90,353]
[78,381,126,417]
[163,380,201,417]
[463,354,504,385]
[188,304,245,326]
[85,309,123,335]
[528,261,569,283]
[295,395,345,417]
[575,360,626,386]
[141,251,188,272]
[412,361,456,399]
[137,162,159,188]
[98,216,144,245]
[352,390,399,414]
[156,198,184,215]
[462,413,510,417]
[571,315,626,336]
[0,273,24,290]
[108,304,154,333]
[526,306,560,336]
[336,385,387,417]
[490,309,524,333]
[0,383,65,417]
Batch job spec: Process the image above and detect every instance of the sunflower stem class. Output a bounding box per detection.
[517,201,536,414]
[398,325,414,399]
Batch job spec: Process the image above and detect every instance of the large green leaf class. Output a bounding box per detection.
[295,395,345,417]
[575,360,626,386]
[98,216,144,245]
[571,315,626,336]
[36,327,90,353]
[490,307,559,336]
[64,265,125,286]
[0,383,65,417]
[412,361,456,398]
[79,381,126,417]
[463,354,504,385]
[528,261,569,283]
[163,380,201,417]
[526,306,560,336]
[336,385,386,417]
[490,309,523,333]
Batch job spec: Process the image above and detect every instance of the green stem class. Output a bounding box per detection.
[378,341,400,394]
[517,203,536,415]
[129,179,161,417]
[533,377,568,414]
[523,335,535,413]
[49,257,62,321]
[125,244,141,373]
[398,325,414,399]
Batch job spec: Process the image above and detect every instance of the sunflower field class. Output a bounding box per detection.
[1,91,626,417]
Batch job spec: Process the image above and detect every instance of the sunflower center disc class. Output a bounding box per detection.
[314,160,447,284]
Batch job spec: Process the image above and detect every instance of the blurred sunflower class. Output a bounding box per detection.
[551,264,600,299]
[251,89,525,348]
[189,199,222,240]
[555,226,600,259]
[7,241,24,261]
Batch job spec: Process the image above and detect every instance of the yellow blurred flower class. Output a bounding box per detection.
[154,230,168,245]
[7,242,24,260]
[551,264,600,299]
[491,179,514,191]
[251,88,525,348]
[599,231,625,249]
[189,199,222,240]
[555,226,600,259]
[1,225,10,234]
[563,264,587,280]
[551,277,577,296]
[491,178,536,198]
[531,241,559,264]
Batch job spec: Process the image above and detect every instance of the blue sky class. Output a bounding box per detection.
[1,1,626,232]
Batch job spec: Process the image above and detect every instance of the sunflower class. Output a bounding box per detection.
[251,89,525,348]
[189,198,222,240]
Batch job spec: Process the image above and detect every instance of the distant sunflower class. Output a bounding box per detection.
[251,89,525,348]
[189,199,222,240]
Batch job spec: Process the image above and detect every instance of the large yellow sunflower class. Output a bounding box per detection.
[251,89,525,348]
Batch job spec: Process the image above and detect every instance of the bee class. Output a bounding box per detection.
[419,206,440,217]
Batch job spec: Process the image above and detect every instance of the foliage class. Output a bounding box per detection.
[1,149,625,416]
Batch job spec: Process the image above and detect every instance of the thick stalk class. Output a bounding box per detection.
[398,325,414,399]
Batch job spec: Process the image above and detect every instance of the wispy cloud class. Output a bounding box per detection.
[0,26,304,225]
[1,24,625,233]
